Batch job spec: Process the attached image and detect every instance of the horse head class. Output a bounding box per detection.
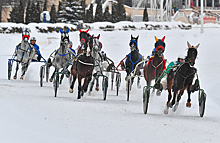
[79,28,90,45]
[186,41,199,66]
[59,28,70,47]
[85,35,94,57]
[22,28,30,43]
[93,34,101,52]
[129,35,139,51]
[154,36,165,57]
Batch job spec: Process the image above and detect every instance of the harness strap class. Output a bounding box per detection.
[176,62,196,89]
[78,59,93,66]
[56,49,69,56]
[128,49,142,71]
[151,60,164,79]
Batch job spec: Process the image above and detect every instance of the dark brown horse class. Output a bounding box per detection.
[164,41,200,114]
[69,35,94,99]
[125,35,143,88]
[144,36,166,96]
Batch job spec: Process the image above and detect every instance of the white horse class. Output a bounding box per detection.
[89,34,109,92]
[13,29,36,80]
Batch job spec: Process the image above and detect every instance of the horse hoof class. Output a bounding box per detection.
[13,76,17,80]
[95,87,99,91]
[77,96,81,99]
[173,102,179,112]
[156,90,161,96]
[69,89,73,93]
[137,83,141,89]
[49,78,53,82]
[20,76,24,80]
[164,108,169,114]
[186,102,191,108]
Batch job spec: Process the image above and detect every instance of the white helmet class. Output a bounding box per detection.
[30,37,36,41]
[178,55,185,60]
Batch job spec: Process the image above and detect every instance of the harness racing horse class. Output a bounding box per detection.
[164,41,199,114]
[13,29,36,80]
[48,28,72,84]
[89,34,109,93]
[69,35,94,99]
[144,36,166,96]
[125,35,143,89]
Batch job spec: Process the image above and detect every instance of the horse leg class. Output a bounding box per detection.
[50,70,56,82]
[13,62,19,79]
[186,85,192,108]
[166,75,173,105]
[69,68,77,93]
[170,90,178,108]
[164,72,174,114]
[84,75,92,93]
[77,76,82,99]
[95,75,99,91]
[173,89,184,112]
[137,77,141,89]
[89,74,96,93]
[20,63,28,80]
[59,74,64,84]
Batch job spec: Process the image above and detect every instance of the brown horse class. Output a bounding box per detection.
[69,34,94,99]
[164,41,200,114]
[144,36,166,96]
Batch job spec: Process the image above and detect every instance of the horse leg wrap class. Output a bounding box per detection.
[95,77,99,91]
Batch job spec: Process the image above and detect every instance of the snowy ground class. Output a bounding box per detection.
[0,26,220,143]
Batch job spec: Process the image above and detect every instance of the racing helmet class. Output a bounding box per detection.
[177,55,185,62]
[30,37,36,41]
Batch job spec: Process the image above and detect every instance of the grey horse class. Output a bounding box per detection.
[48,28,73,84]
[13,29,36,80]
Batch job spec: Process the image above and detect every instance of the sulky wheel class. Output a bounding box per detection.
[102,77,108,100]
[8,60,12,80]
[143,87,150,114]
[111,72,114,90]
[127,79,130,101]
[40,66,44,87]
[46,65,50,82]
[116,73,121,96]
[199,91,206,117]
[53,74,59,97]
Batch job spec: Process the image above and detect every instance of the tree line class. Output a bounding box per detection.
[7,0,149,24]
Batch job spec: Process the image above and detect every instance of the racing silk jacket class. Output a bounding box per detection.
[165,61,180,74]
[31,43,40,55]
